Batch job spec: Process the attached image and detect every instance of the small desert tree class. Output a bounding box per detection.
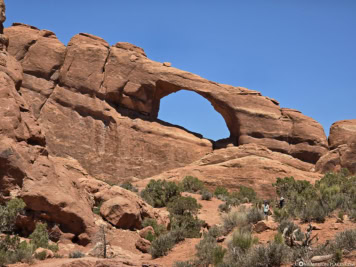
[92,225,109,258]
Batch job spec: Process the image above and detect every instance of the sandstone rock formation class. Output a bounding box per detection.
[1,0,353,249]
[4,24,328,186]
[316,120,356,174]
[134,144,322,198]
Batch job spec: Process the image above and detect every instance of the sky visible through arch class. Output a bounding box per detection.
[4,0,356,139]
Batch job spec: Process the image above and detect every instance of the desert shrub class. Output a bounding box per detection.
[0,198,26,233]
[332,229,356,251]
[34,251,47,260]
[92,200,104,215]
[277,220,304,241]
[120,182,138,192]
[208,225,223,238]
[145,231,155,242]
[167,196,201,216]
[274,232,284,244]
[142,218,167,237]
[48,243,59,252]
[222,210,248,234]
[338,210,345,222]
[228,229,258,253]
[246,208,264,224]
[168,196,203,238]
[219,202,231,213]
[170,214,204,238]
[244,242,291,267]
[196,234,226,266]
[201,190,213,201]
[272,207,290,222]
[174,261,195,267]
[69,251,86,258]
[149,233,175,258]
[273,172,356,222]
[141,179,181,208]
[300,201,327,223]
[0,236,34,266]
[235,186,257,203]
[214,186,229,197]
[180,176,204,193]
[29,223,49,249]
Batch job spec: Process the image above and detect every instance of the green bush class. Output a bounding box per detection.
[0,236,34,266]
[236,186,257,203]
[272,207,290,222]
[34,251,47,260]
[244,242,291,267]
[29,223,49,249]
[300,201,327,223]
[201,190,213,201]
[246,208,264,224]
[92,200,104,215]
[145,231,155,242]
[222,210,248,234]
[214,186,229,197]
[141,179,181,208]
[273,172,356,222]
[195,234,226,266]
[180,176,204,193]
[48,243,59,252]
[0,198,26,233]
[170,214,204,238]
[174,261,195,267]
[69,251,86,258]
[219,202,231,213]
[208,225,223,238]
[277,220,304,241]
[149,233,175,258]
[120,182,138,192]
[228,230,258,253]
[167,196,201,216]
[142,218,167,237]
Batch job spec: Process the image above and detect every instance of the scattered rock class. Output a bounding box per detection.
[135,237,151,253]
[253,220,278,233]
[163,62,171,67]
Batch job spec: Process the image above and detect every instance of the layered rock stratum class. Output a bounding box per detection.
[0,0,355,245]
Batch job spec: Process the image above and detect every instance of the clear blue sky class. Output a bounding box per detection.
[5,0,356,140]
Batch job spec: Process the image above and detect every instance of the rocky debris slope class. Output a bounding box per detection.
[4,23,328,184]
[134,143,322,198]
[316,120,356,174]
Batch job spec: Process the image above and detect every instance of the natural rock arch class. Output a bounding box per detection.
[153,82,237,144]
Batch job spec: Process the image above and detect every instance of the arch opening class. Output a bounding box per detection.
[157,89,235,147]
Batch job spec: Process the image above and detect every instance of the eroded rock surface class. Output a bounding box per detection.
[134,144,322,198]
[316,120,356,174]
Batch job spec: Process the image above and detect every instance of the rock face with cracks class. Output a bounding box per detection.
[316,120,356,174]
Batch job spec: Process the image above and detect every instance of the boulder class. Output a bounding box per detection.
[329,120,356,149]
[135,237,151,253]
[97,185,168,229]
[316,120,356,174]
[253,220,278,233]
